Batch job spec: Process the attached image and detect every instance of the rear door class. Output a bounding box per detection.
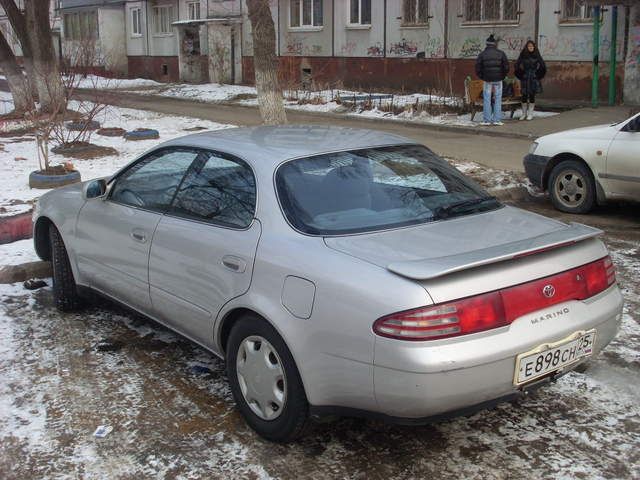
[148,149,260,347]
[604,116,640,198]
[75,147,198,312]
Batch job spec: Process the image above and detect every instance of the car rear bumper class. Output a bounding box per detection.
[523,153,551,189]
[371,285,623,419]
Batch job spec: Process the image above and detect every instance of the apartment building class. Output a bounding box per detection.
[1,1,636,102]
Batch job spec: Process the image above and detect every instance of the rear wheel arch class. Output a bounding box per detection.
[34,217,54,261]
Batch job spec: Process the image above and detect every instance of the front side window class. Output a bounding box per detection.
[464,0,519,23]
[131,8,142,36]
[188,2,201,20]
[403,0,428,26]
[153,6,174,35]
[169,151,256,228]
[276,145,500,235]
[561,0,592,22]
[349,0,371,25]
[290,0,323,28]
[110,148,198,212]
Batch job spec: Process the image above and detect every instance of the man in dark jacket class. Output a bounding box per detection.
[475,34,509,125]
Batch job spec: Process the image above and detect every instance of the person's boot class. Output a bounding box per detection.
[519,103,528,121]
[527,103,535,120]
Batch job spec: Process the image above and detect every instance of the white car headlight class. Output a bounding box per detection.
[528,142,539,154]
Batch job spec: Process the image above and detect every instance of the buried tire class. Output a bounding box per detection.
[49,226,81,311]
[226,314,309,442]
[548,160,596,214]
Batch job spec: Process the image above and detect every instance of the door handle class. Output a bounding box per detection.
[221,255,247,273]
[130,228,147,243]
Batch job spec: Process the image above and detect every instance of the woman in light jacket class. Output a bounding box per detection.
[515,40,547,121]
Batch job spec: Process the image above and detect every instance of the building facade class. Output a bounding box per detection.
[1,1,637,102]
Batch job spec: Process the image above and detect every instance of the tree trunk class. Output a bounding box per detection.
[246,0,287,125]
[0,0,38,99]
[0,31,33,114]
[25,0,64,113]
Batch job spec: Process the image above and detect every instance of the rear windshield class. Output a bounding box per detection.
[275,144,501,235]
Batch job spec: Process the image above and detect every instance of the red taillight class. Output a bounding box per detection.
[374,256,616,341]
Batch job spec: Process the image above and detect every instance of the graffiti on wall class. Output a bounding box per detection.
[626,27,640,68]
[424,35,444,58]
[340,41,358,55]
[367,42,383,57]
[389,38,418,56]
[284,34,323,56]
[459,37,483,58]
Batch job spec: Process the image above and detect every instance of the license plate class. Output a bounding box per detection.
[514,330,597,386]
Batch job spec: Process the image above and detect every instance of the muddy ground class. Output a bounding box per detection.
[1,183,639,480]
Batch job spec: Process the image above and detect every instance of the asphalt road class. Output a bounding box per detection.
[86,89,534,172]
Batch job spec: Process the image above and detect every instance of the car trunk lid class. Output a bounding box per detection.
[323,206,602,281]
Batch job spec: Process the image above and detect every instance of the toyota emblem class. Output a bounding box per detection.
[542,285,556,298]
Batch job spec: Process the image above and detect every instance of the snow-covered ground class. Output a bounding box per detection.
[0,91,234,217]
[126,82,558,126]
[70,75,163,90]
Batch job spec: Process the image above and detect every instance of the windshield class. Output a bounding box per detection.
[275,144,502,235]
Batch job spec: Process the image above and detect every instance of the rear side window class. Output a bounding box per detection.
[110,148,198,212]
[276,144,499,235]
[169,151,256,228]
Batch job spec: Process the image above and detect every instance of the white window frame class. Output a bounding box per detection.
[153,5,174,36]
[560,0,593,24]
[462,0,520,26]
[348,0,371,27]
[402,0,429,27]
[63,11,98,40]
[131,7,142,37]
[187,1,201,21]
[289,0,323,30]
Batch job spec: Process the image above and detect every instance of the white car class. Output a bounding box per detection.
[524,112,640,213]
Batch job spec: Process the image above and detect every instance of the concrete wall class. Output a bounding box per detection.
[624,4,640,105]
[538,0,625,62]
[126,1,147,56]
[447,0,535,59]
[279,0,332,57]
[99,7,128,74]
[386,0,446,59]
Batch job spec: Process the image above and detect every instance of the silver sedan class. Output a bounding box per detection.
[33,126,623,442]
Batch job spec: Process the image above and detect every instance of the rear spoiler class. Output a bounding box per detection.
[387,222,602,281]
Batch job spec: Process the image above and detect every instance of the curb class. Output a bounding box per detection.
[0,261,51,284]
[0,211,33,245]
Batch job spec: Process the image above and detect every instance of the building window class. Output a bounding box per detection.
[464,0,519,24]
[561,0,593,23]
[63,11,98,40]
[403,0,428,26]
[187,2,201,20]
[349,0,371,25]
[153,5,174,35]
[290,0,323,28]
[131,8,142,36]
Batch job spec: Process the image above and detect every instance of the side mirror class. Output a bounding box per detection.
[83,178,107,199]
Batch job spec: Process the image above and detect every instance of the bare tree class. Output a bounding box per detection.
[246,0,287,125]
[0,0,37,99]
[0,30,33,114]
[25,0,64,112]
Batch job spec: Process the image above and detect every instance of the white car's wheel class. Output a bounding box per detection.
[226,314,309,442]
[548,160,596,214]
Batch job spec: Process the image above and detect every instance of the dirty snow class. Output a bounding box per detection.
[0,92,234,217]
[0,239,39,266]
[126,82,558,126]
[0,233,638,479]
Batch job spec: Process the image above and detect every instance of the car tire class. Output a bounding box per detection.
[49,226,81,311]
[226,314,309,442]
[548,160,596,214]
